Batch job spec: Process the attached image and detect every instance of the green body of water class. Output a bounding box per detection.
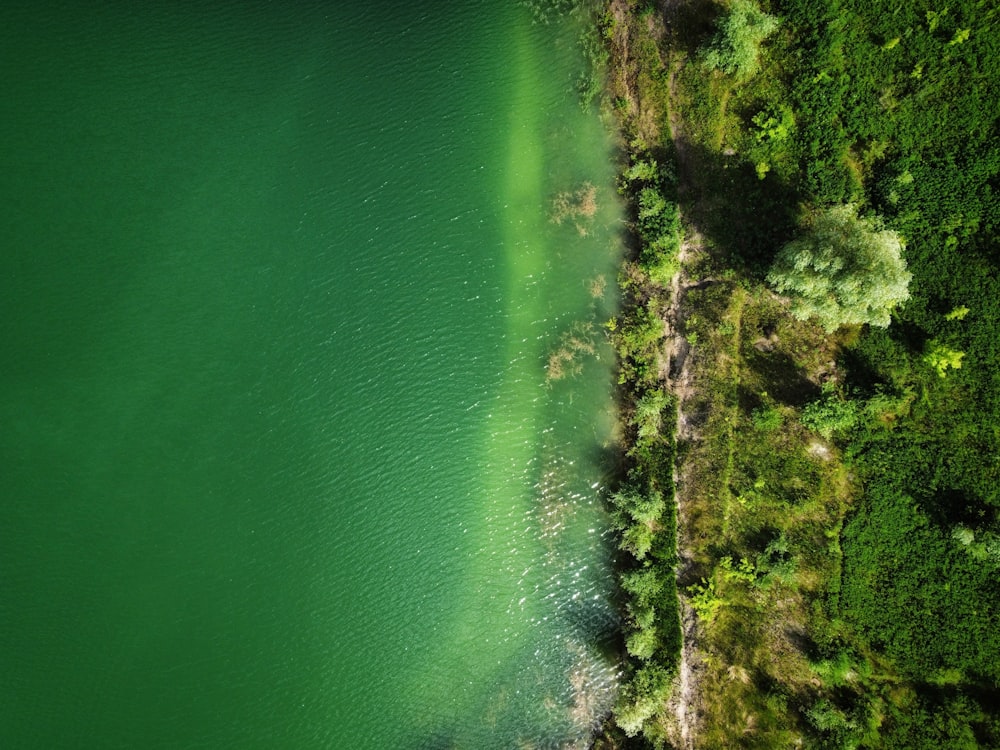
[0,2,624,747]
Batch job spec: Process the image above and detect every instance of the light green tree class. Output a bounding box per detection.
[621,567,664,608]
[615,663,673,736]
[610,485,664,529]
[634,388,669,441]
[625,625,660,660]
[924,341,965,377]
[701,0,780,79]
[767,204,911,332]
[609,485,664,560]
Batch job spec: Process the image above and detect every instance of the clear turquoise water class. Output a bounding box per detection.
[0,2,624,747]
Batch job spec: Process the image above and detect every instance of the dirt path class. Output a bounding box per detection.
[661,238,704,750]
[602,2,707,745]
[660,11,704,749]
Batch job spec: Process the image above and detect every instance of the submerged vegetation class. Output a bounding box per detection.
[551,181,601,236]
[592,0,1000,747]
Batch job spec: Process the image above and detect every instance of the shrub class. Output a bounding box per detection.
[801,382,859,438]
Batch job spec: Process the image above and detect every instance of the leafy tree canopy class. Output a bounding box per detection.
[767,204,912,332]
[701,0,780,79]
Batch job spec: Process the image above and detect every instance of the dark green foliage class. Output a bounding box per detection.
[841,487,1000,682]
[879,689,999,750]
[737,5,1000,738]
[839,487,1000,748]
[607,0,1000,742]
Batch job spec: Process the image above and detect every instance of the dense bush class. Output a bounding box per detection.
[622,156,682,287]
[773,0,1000,744]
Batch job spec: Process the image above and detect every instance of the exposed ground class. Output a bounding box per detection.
[603,2,714,745]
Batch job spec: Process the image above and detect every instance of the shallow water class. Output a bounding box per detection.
[0,2,624,747]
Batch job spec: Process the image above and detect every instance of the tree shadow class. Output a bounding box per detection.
[924,488,996,530]
[662,0,722,59]
[742,349,822,407]
[589,440,626,485]
[675,137,803,280]
[676,557,710,590]
[909,681,1000,744]
[837,346,886,394]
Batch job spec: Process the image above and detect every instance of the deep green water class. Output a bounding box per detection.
[0,2,624,747]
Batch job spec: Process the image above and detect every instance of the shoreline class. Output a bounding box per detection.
[591,0,692,745]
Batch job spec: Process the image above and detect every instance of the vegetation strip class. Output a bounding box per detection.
[591,0,1000,747]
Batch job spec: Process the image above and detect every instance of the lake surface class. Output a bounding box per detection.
[0,2,624,747]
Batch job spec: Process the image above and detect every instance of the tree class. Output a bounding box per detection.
[701,0,780,79]
[610,485,664,560]
[767,204,911,332]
